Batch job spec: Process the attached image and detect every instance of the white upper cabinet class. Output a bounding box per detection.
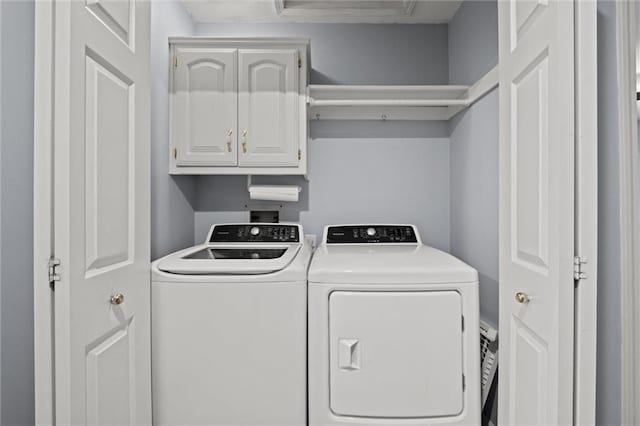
[238,49,300,167]
[172,47,237,166]
[169,38,309,175]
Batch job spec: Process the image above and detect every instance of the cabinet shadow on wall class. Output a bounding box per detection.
[310,69,337,85]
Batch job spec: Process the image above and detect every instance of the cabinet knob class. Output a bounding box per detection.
[227,129,233,152]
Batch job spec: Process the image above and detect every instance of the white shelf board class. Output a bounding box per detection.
[308,66,498,121]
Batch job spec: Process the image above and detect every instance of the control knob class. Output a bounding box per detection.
[250,226,260,236]
[366,227,376,237]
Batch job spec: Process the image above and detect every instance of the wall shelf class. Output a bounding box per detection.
[308,65,498,121]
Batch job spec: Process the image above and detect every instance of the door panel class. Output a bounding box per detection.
[85,320,135,425]
[509,316,548,426]
[512,51,549,272]
[238,49,299,167]
[329,291,463,418]
[84,53,133,273]
[498,0,575,424]
[53,1,151,424]
[512,0,548,48]
[85,0,133,46]
[172,48,237,166]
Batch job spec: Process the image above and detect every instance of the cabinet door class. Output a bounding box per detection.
[238,49,300,167]
[172,48,237,166]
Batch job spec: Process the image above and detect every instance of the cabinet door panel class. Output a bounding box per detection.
[172,48,237,166]
[238,49,299,167]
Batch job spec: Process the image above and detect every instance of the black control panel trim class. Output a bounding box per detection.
[210,224,300,243]
[326,225,418,244]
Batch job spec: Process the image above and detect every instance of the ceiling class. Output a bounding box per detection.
[181,0,464,24]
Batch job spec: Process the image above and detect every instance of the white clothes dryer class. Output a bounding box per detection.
[151,223,311,426]
[308,225,481,426]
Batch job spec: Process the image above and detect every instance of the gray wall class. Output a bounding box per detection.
[0,1,35,425]
[596,1,622,424]
[195,23,449,85]
[448,1,499,86]
[448,92,499,326]
[448,1,499,327]
[194,129,451,248]
[150,1,198,260]
[191,23,452,248]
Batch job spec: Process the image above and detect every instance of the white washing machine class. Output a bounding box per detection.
[151,223,311,426]
[308,225,481,426]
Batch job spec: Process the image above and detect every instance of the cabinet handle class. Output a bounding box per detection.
[242,130,248,154]
[226,129,233,152]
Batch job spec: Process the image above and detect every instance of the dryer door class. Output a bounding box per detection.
[329,291,464,418]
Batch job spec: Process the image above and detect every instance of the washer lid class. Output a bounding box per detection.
[157,244,301,275]
[308,244,478,284]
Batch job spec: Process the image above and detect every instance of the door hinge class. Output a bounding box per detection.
[48,257,61,290]
[173,55,178,67]
[298,56,302,69]
[574,256,588,281]
[298,149,302,161]
[173,147,177,159]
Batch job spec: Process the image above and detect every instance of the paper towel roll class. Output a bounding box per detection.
[249,185,301,202]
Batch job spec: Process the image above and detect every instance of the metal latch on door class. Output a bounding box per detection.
[48,257,61,289]
[574,256,588,281]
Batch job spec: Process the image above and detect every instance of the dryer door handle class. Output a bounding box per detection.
[338,338,360,371]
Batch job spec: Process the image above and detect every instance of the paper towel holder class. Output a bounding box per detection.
[247,175,308,191]
[247,175,302,203]
[247,175,305,191]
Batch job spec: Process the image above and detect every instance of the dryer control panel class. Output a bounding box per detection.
[325,225,419,244]
[209,224,300,243]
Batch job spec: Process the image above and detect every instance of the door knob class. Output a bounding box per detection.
[110,293,125,305]
[515,292,530,304]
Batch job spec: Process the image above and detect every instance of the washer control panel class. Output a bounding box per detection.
[209,224,300,243]
[326,225,418,244]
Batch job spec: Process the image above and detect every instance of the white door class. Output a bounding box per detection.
[172,47,237,166]
[53,1,151,424]
[329,291,463,418]
[238,49,300,167]
[498,1,575,425]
